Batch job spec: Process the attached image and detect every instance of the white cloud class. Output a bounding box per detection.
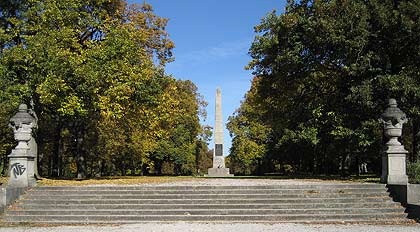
[171,38,251,67]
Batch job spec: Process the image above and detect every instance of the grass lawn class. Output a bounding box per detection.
[0,176,196,187]
[0,176,8,186]
[210,174,381,183]
[36,176,197,186]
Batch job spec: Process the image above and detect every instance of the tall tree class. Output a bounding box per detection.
[229,0,420,175]
[227,77,270,175]
[0,0,210,178]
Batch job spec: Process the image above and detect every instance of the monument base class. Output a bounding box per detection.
[7,156,36,188]
[381,151,408,185]
[207,168,233,177]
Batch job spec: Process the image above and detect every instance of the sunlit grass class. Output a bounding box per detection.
[0,176,9,185]
[36,176,197,186]
[203,174,381,183]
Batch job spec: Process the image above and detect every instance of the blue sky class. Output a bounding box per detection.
[133,0,286,155]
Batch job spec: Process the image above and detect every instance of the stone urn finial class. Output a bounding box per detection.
[380,98,409,185]
[8,103,37,187]
[380,99,407,147]
[10,104,35,130]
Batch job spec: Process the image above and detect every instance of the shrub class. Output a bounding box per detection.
[161,161,175,175]
[407,161,420,184]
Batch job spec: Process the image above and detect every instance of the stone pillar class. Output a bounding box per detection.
[380,99,408,185]
[28,105,39,178]
[8,104,37,188]
[208,88,233,177]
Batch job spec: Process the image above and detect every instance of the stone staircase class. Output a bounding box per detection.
[4,183,414,224]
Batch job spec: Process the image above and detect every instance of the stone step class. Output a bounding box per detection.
[6,208,404,216]
[5,183,412,224]
[27,187,389,192]
[20,193,391,200]
[14,202,402,210]
[15,197,394,205]
[5,219,411,224]
[33,184,386,191]
[25,188,388,195]
[6,213,409,223]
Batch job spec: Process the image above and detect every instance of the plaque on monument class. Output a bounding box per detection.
[215,144,223,156]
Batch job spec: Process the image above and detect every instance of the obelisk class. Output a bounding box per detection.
[208,88,233,176]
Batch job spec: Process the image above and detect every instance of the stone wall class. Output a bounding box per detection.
[387,184,420,220]
[408,184,420,205]
[0,186,28,213]
[0,187,5,213]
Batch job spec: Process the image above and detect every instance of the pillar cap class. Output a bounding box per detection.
[380,99,407,125]
[10,104,35,127]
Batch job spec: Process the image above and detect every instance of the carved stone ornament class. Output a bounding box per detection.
[379,99,409,185]
[8,103,37,187]
[380,99,407,147]
[10,104,36,130]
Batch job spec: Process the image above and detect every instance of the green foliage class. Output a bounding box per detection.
[407,161,420,184]
[229,0,420,175]
[0,0,209,178]
[227,77,270,175]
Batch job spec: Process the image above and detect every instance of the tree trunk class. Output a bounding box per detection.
[131,160,136,176]
[76,153,86,179]
[141,163,148,176]
[313,156,318,175]
[412,120,419,163]
[51,125,61,177]
[76,127,86,179]
[1,152,8,176]
[121,160,126,176]
[356,155,360,177]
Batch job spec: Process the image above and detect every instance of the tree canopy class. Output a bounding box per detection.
[0,0,212,178]
[228,0,420,176]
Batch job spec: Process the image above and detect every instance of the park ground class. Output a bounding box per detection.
[0,174,382,186]
[1,176,419,231]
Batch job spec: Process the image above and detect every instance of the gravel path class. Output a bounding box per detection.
[152,178,373,186]
[1,223,419,232]
[89,178,380,187]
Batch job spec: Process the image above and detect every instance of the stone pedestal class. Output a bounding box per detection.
[380,99,408,185]
[381,151,408,185]
[208,168,233,177]
[8,157,36,188]
[7,104,37,188]
[208,156,233,177]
